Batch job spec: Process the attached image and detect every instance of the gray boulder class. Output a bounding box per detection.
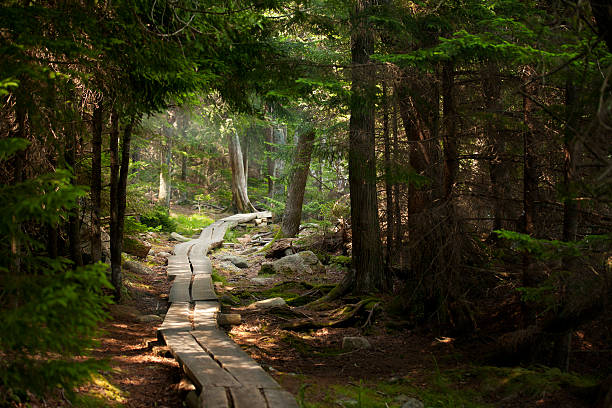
[251,277,274,285]
[219,254,249,268]
[137,314,163,323]
[219,261,241,274]
[259,251,324,275]
[401,398,424,408]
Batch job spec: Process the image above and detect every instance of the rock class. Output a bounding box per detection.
[400,398,424,408]
[335,398,358,407]
[148,248,155,256]
[251,277,273,285]
[170,232,190,242]
[177,377,196,397]
[158,251,172,258]
[217,313,241,326]
[261,251,324,275]
[297,251,324,272]
[138,314,163,323]
[342,336,371,350]
[219,254,248,268]
[219,261,241,274]
[185,390,199,408]
[240,247,258,255]
[124,260,153,275]
[259,262,276,275]
[248,297,287,309]
[123,236,151,258]
[264,238,295,259]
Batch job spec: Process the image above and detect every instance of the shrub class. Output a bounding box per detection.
[140,206,177,232]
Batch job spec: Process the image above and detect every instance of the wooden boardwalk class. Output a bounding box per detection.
[158,212,298,408]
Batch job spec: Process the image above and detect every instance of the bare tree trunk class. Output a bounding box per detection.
[272,126,286,198]
[482,63,509,232]
[281,130,316,237]
[91,104,103,263]
[521,66,539,326]
[158,126,172,207]
[66,124,83,267]
[392,99,402,265]
[265,124,274,196]
[383,81,394,266]
[348,0,387,293]
[442,62,457,200]
[109,112,134,301]
[228,130,255,213]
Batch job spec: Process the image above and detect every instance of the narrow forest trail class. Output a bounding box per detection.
[158,212,299,408]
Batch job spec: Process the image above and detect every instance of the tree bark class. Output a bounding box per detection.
[521,65,539,326]
[271,126,286,198]
[348,0,387,293]
[442,62,457,200]
[228,130,255,213]
[392,98,402,264]
[109,112,134,301]
[383,81,394,265]
[91,103,103,263]
[65,123,83,267]
[281,130,316,237]
[158,127,172,207]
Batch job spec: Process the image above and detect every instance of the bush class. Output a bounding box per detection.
[140,206,177,232]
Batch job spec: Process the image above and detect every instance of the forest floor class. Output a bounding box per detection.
[48,206,607,408]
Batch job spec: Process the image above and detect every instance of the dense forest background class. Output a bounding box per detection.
[1,0,611,406]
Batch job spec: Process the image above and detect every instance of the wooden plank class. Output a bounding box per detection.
[163,331,239,388]
[263,388,298,408]
[200,386,229,408]
[174,241,196,256]
[193,301,219,330]
[230,387,267,408]
[159,302,191,333]
[191,329,280,389]
[190,242,210,259]
[192,274,216,301]
[169,276,191,303]
[191,258,212,275]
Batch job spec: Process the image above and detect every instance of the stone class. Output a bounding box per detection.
[248,297,287,309]
[219,261,241,274]
[158,251,171,258]
[137,314,163,323]
[400,398,424,408]
[148,248,155,256]
[341,336,371,350]
[240,247,258,255]
[297,251,324,272]
[219,254,248,268]
[259,262,276,275]
[170,232,190,242]
[217,313,241,326]
[124,260,153,275]
[264,238,295,259]
[123,236,151,258]
[251,277,273,285]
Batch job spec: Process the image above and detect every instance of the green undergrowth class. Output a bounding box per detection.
[211,271,228,284]
[172,213,214,236]
[294,365,597,408]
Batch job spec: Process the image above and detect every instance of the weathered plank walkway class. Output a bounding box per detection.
[158,212,298,408]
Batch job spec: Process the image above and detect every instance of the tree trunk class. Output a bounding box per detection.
[281,130,316,237]
[482,62,509,232]
[521,65,539,326]
[272,126,286,198]
[348,0,387,293]
[392,98,402,264]
[265,125,275,196]
[383,81,394,266]
[158,127,172,207]
[442,62,457,200]
[109,112,134,301]
[91,104,103,263]
[228,130,255,213]
[65,125,83,267]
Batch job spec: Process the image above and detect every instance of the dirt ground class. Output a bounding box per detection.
[32,211,608,408]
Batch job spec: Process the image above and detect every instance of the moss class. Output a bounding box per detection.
[330,255,352,267]
[211,271,228,284]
